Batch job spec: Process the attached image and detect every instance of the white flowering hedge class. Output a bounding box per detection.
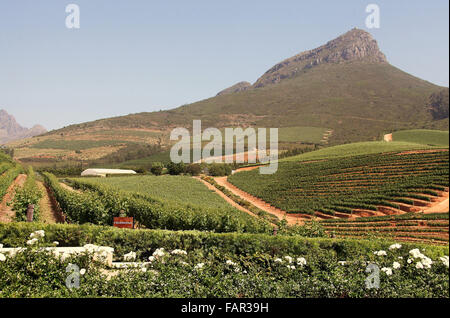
[0,223,448,297]
[0,230,448,298]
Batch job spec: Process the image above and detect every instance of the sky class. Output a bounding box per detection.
[0,0,448,130]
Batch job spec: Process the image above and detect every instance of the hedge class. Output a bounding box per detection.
[0,222,447,261]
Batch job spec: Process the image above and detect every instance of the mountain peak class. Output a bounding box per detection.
[253,28,387,88]
[0,109,47,144]
[217,81,252,96]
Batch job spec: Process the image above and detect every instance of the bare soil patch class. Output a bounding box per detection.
[36,181,64,223]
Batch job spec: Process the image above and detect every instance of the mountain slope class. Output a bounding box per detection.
[10,28,449,165]
[0,110,46,144]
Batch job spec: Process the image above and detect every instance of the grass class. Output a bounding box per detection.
[71,175,237,210]
[392,129,449,147]
[278,126,328,143]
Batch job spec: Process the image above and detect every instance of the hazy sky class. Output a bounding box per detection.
[0,0,448,130]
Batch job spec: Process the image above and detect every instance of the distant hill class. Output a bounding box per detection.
[9,28,449,166]
[0,109,46,144]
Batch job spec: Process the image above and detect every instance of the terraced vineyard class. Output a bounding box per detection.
[318,213,449,245]
[229,150,449,218]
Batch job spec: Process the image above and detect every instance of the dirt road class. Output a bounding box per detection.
[213,168,304,225]
[194,177,263,220]
[36,181,64,223]
[423,192,449,213]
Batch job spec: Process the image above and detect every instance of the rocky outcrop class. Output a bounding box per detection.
[217,81,252,96]
[0,109,47,144]
[253,28,387,88]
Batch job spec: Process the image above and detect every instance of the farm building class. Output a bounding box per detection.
[81,168,137,177]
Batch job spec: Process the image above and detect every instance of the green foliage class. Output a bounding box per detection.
[43,173,110,225]
[185,163,202,176]
[150,162,164,175]
[45,173,273,233]
[208,163,232,176]
[0,233,448,298]
[0,222,447,259]
[166,162,186,175]
[37,166,83,177]
[0,166,23,202]
[12,167,42,222]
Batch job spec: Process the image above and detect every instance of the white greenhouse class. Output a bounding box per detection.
[81,169,137,177]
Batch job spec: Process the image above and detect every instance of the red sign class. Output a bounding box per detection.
[113,217,134,229]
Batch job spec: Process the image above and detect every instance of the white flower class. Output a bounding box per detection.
[194,263,205,270]
[141,267,147,273]
[409,249,424,259]
[30,230,45,239]
[284,256,293,263]
[374,250,387,256]
[287,265,296,270]
[296,257,307,266]
[148,256,156,262]
[152,248,166,258]
[407,258,413,264]
[338,261,347,266]
[389,243,402,250]
[80,269,86,275]
[274,258,283,263]
[53,241,59,246]
[0,253,6,262]
[381,267,393,276]
[226,260,237,267]
[171,249,187,256]
[421,257,433,269]
[398,256,403,260]
[26,238,38,246]
[439,256,449,268]
[416,262,424,269]
[392,262,401,269]
[243,270,247,274]
[0,244,3,249]
[180,261,189,266]
[123,251,136,262]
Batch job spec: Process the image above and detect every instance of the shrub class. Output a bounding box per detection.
[208,163,232,176]
[150,162,164,176]
[166,162,186,175]
[185,164,202,176]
